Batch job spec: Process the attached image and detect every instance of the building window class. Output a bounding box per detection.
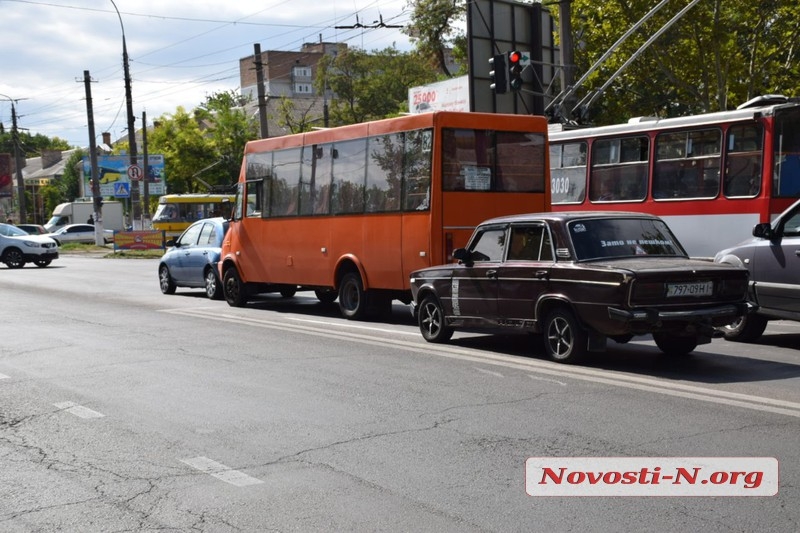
[293,83,313,94]
[293,66,312,78]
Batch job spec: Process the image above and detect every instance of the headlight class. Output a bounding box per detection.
[22,241,41,248]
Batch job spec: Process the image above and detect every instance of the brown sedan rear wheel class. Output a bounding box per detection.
[543,308,587,364]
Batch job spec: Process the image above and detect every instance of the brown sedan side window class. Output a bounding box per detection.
[508,225,553,261]
[469,228,506,262]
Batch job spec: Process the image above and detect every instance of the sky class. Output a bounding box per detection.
[0,0,413,149]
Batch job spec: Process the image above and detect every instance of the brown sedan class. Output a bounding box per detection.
[410,212,750,363]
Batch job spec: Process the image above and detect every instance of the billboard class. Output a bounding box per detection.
[82,154,166,197]
[408,76,470,114]
[0,153,12,198]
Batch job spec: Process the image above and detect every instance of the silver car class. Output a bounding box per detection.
[715,198,800,341]
[158,217,229,299]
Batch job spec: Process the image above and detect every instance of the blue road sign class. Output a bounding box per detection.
[114,182,130,198]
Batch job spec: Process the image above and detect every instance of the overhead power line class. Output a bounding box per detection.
[336,14,403,29]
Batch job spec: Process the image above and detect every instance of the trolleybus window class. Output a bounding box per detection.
[724,124,762,197]
[550,141,587,204]
[590,136,649,202]
[653,128,721,200]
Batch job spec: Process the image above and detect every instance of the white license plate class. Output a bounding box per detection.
[666,281,713,297]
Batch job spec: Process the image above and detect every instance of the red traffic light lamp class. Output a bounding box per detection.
[508,50,523,91]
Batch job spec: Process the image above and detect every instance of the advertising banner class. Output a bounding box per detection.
[0,153,12,198]
[83,155,166,197]
[408,76,470,114]
[113,230,166,250]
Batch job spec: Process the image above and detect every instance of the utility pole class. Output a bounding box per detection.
[9,103,26,223]
[254,43,269,138]
[82,70,105,246]
[2,92,27,223]
[142,110,149,228]
[558,0,575,106]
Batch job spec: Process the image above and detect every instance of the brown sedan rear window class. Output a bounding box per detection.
[568,218,685,260]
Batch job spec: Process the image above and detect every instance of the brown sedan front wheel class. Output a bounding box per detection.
[418,295,453,343]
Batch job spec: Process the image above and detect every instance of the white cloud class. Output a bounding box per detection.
[0,0,412,147]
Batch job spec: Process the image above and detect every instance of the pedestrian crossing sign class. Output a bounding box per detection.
[114,182,130,198]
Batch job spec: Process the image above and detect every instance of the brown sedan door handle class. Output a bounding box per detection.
[795,250,800,257]
[486,270,498,279]
[534,270,549,279]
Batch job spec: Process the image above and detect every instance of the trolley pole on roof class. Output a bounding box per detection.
[546,0,672,123]
[571,0,705,120]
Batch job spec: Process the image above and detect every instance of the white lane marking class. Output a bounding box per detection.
[287,316,419,336]
[0,373,10,380]
[160,308,800,419]
[53,401,105,419]
[529,375,567,387]
[180,456,264,487]
[474,367,505,378]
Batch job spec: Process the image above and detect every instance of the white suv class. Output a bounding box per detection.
[0,223,60,268]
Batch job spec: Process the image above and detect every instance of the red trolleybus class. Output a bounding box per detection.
[220,111,550,319]
[549,95,800,257]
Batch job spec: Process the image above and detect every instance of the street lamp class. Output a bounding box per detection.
[109,0,139,224]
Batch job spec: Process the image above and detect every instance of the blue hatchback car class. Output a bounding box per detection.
[158,217,229,299]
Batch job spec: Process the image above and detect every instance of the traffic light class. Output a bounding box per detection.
[489,54,507,94]
[508,50,523,91]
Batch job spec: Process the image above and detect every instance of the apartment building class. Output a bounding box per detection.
[239,42,346,136]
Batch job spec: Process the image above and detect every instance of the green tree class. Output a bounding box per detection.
[557,0,800,125]
[118,92,258,195]
[0,130,71,157]
[403,0,468,76]
[145,106,216,194]
[194,91,260,188]
[315,47,439,126]
[38,184,63,221]
[35,149,87,217]
[274,96,322,134]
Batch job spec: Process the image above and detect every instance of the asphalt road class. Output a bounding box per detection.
[1,255,798,532]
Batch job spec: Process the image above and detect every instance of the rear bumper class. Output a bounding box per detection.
[608,302,751,328]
